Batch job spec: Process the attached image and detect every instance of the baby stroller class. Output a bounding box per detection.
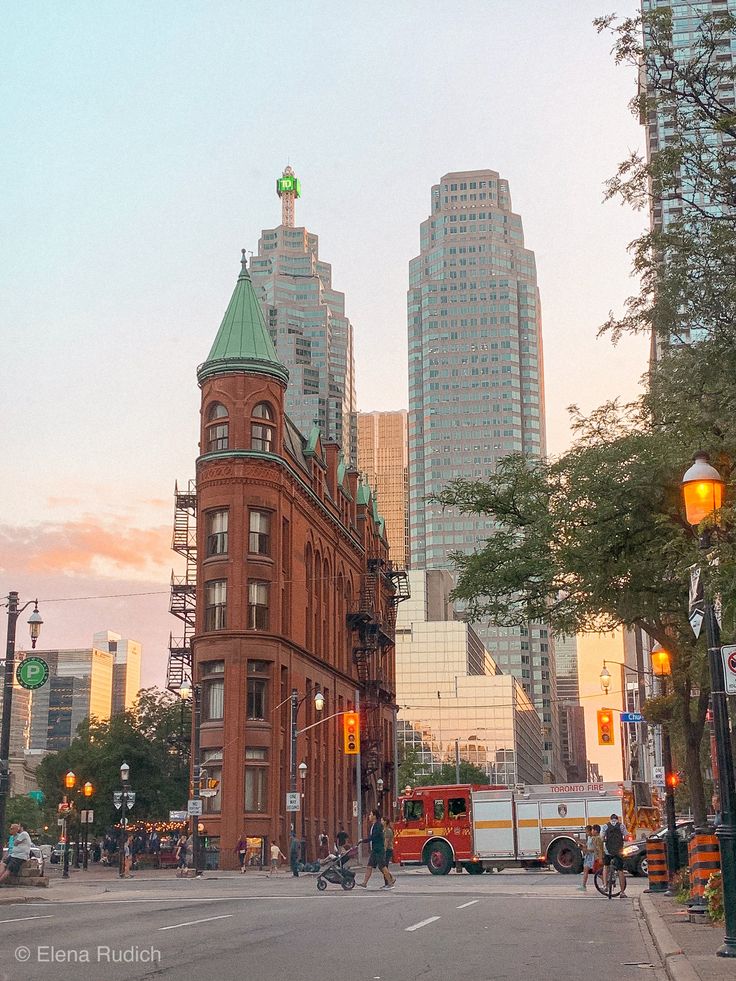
[316,845,357,891]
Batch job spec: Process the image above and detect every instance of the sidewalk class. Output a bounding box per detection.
[640,891,733,981]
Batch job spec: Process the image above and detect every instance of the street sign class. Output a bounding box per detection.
[16,656,50,691]
[27,790,44,803]
[721,645,736,695]
[127,792,136,805]
[286,792,300,812]
[126,800,134,810]
[113,792,122,805]
[653,766,666,788]
[620,712,644,724]
[187,799,203,816]
[57,818,65,826]
[169,810,187,822]
[80,810,94,824]
[352,800,358,817]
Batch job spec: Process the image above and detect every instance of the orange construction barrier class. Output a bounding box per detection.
[689,829,720,912]
[646,837,668,893]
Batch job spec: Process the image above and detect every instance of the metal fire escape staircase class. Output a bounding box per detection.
[167,480,197,693]
[348,560,410,788]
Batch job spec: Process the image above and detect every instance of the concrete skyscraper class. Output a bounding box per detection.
[357,410,409,568]
[249,167,358,462]
[93,630,142,714]
[407,169,561,779]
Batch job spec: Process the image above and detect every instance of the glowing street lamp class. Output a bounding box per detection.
[682,452,725,527]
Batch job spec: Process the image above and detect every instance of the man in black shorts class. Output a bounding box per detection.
[357,809,395,890]
[0,822,33,884]
[601,813,627,897]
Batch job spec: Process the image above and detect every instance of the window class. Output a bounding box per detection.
[249,511,271,555]
[252,402,274,420]
[206,509,228,556]
[202,748,222,813]
[403,800,424,822]
[204,580,227,631]
[247,662,268,721]
[203,674,224,721]
[245,748,268,812]
[248,581,269,630]
[448,797,467,819]
[433,799,445,821]
[206,403,229,452]
[251,402,274,452]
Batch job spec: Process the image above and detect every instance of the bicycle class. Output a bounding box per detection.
[594,863,622,898]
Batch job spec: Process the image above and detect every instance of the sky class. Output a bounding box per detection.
[1,0,648,688]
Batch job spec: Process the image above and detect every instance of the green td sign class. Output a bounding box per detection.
[16,656,50,691]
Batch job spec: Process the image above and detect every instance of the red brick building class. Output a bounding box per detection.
[191,253,403,869]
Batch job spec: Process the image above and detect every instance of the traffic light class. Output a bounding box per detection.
[666,772,680,790]
[206,778,220,791]
[343,712,360,755]
[597,709,614,746]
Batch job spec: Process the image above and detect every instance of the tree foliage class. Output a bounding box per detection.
[34,687,190,834]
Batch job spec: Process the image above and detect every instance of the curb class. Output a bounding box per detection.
[639,894,701,981]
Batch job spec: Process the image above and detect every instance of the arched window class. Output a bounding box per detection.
[305,544,313,650]
[314,552,322,656]
[206,403,229,452]
[251,402,275,452]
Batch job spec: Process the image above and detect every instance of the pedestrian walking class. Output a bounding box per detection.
[578,825,594,891]
[123,835,133,878]
[269,841,286,875]
[382,816,395,868]
[317,828,329,860]
[289,831,300,877]
[357,809,395,889]
[175,833,188,877]
[235,833,249,873]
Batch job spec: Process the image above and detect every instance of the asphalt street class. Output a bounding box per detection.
[0,869,666,981]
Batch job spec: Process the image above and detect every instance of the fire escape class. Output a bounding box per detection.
[167,480,197,693]
[348,559,410,790]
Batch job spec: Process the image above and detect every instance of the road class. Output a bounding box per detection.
[0,868,665,981]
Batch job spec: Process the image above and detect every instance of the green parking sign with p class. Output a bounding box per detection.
[16,656,50,690]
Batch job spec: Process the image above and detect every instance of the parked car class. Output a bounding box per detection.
[49,841,73,865]
[622,820,694,876]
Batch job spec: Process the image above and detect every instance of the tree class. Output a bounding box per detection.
[34,687,190,835]
[413,762,492,788]
[3,796,45,840]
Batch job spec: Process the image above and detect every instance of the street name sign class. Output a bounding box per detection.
[720,645,736,695]
[169,810,187,822]
[620,712,644,723]
[187,799,203,816]
[16,657,49,691]
[285,792,300,812]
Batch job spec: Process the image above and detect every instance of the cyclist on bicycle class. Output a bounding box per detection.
[601,813,627,898]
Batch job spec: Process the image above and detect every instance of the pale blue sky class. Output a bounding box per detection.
[1,0,646,681]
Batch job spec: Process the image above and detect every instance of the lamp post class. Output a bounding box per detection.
[376,777,384,808]
[62,769,75,879]
[0,594,42,842]
[289,686,323,838]
[178,681,202,876]
[648,644,680,891]
[682,452,736,958]
[82,781,93,870]
[119,762,130,878]
[298,761,307,862]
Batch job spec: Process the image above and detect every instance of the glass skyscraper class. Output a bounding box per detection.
[407,169,561,779]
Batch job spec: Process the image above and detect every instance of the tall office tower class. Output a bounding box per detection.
[408,169,562,779]
[641,1,736,355]
[357,410,409,568]
[93,630,142,714]
[27,647,114,751]
[248,167,358,462]
[555,635,589,782]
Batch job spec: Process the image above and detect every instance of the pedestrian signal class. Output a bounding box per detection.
[666,772,679,790]
[343,712,360,755]
[597,709,614,746]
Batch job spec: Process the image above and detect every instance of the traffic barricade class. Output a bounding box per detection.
[689,828,719,913]
[645,836,668,893]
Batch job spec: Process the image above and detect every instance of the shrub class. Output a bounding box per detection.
[705,871,724,923]
[671,867,690,904]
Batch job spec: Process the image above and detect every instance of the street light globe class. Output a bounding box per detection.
[314,690,325,713]
[83,781,94,798]
[651,644,672,678]
[298,761,307,781]
[600,665,612,694]
[65,770,76,790]
[682,452,725,526]
[27,605,43,649]
[376,778,384,792]
[178,682,192,701]
[120,762,130,783]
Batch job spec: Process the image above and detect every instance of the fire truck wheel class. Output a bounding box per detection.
[425,841,453,875]
[549,839,582,874]
[463,862,484,875]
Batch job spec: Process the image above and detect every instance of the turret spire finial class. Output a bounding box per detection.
[276,165,301,228]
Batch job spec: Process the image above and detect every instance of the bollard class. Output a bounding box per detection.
[688,827,720,914]
[645,837,668,893]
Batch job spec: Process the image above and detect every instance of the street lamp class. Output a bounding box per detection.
[598,659,653,782]
[298,761,308,861]
[600,664,612,694]
[178,682,203,876]
[62,771,76,879]
[289,686,324,839]
[0,594,43,843]
[119,762,130,878]
[681,453,736,958]
[647,644,679,893]
[82,781,94,871]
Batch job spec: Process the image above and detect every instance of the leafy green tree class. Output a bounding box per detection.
[413,762,492,788]
[34,687,190,835]
[3,796,45,840]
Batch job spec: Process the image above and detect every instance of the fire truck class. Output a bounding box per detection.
[394,782,659,875]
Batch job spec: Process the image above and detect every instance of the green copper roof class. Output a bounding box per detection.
[357,480,371,506]
[198,252,289,386]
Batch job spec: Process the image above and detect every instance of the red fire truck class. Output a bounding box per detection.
[394,782,656,875]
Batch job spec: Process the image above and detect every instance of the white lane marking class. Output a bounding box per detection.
[456,900,479,909]
[159,914,233,931]
[405,916,440,932]
[0,914,54,923]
